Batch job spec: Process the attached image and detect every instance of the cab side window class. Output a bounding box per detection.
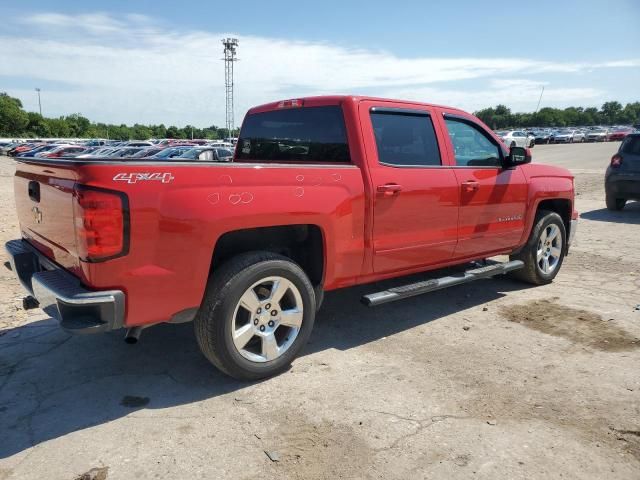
[370,111,441,167]
[445,118,502,167]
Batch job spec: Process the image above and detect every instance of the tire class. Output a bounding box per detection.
[195,251,316,381]
[510,141,516,148]
[606,194,626,211]
[313,285,325,312]
[509,210,566,285]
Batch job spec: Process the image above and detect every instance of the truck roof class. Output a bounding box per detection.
[247,95,467,116]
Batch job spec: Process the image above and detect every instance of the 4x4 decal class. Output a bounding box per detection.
[113,172,175,184]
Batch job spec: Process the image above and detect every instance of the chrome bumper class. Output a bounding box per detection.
[5,239,125,334]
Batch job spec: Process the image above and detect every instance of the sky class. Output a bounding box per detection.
[1,0,639,128]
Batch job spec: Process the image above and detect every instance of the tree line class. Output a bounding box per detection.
[0,93,239,139]
[474,101,640,130]
[2,91,639,139]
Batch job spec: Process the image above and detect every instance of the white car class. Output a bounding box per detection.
[552,129,585,143]
[498,130,533,148]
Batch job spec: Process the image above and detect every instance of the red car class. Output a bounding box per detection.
[9,142,44,156]
[6,95,577,380]
[608,127,634,141]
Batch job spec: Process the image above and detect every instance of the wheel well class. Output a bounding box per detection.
[537,199,571,233]
[210,225,325,287]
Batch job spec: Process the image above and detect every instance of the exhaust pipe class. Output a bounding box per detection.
[124,326,144,344]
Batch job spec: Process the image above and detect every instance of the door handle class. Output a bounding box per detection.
[377,184,403,196]
[462,180,479,192]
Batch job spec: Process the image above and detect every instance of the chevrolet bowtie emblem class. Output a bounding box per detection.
[32,206,42,224]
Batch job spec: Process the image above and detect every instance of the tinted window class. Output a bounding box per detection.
[236,106,350,163]
[370,111,441,166]
[445,118,502,167]
[621,136,640,155]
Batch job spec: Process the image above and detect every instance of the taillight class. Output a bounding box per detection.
[611,154,623,168]
[73,185,129,262]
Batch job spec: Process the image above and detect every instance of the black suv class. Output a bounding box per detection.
[605,133,640,210]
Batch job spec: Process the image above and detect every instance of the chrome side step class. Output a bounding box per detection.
[361,260,524,307]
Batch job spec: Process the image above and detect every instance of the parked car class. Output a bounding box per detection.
[37,146,87,158]
[148,145,196,159]
[498,130,531,148]
[8,143,44,156]
[608,127,634,142]
[106,147,146,158]
[6,95,577,380]
[16,144,68,158]
[125,141,154,147]
[585,128,610,142]
[76,147,119,158]
[82,140,108,147]
[532,131,551,144]
[130,147,165,158]
[176,147,234,161]
[552,129,583,143]
[1,142,23,155]
[605,133,640,210]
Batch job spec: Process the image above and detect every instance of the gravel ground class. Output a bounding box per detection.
[0,143,639,480]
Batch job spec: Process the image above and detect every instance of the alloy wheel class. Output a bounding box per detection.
[231,276,304,363]
[536,224,562,274]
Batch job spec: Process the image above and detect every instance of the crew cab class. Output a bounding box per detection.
[5,96,578,380]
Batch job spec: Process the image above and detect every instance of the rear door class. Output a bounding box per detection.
[359,102,459,274]
[441,114,528,259]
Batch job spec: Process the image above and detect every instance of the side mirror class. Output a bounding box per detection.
[507,146,531,166]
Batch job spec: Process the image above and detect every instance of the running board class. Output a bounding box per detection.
[361,260,524,307]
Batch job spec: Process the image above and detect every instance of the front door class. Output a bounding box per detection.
[442,115,528,259]
[360,102,460,274]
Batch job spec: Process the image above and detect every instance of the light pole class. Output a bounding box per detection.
[35,88,42,116]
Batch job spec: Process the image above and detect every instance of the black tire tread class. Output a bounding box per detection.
[509,210,566,285]
[194,251,315,380]
[605,194,625,211]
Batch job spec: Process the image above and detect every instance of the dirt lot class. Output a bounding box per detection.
[1,143,639,480]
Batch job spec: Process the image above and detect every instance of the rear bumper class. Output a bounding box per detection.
[606,173,640,199]
[5,239,125,334]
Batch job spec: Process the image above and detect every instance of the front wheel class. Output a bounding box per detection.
[510,210,566,285]
[195,251,316,380]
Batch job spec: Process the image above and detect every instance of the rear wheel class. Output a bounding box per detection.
[195,252,316,380]
[510,210,566,285]
[606,194,626,211]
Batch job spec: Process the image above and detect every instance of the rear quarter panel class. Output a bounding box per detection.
[75,162,366,327]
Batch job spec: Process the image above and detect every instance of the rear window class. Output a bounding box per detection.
[236,106,350,163]
[621,136,640,155]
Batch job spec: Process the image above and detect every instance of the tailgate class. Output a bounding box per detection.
[14,160,80,271]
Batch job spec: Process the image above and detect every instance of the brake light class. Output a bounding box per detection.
[73,185,129,261]
[277,99,304,108]
[611,154,623,168]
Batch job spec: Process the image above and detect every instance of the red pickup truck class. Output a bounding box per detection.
[5,96,577,380]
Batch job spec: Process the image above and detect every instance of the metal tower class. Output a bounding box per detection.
[222,38,239,136]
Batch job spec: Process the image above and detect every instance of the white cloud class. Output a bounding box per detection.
[2,12,638,126]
